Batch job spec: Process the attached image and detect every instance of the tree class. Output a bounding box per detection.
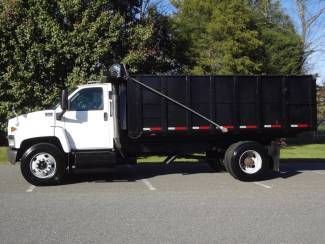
[171,0,218,72]
[130,6,185,74]
[172,0,264,74]
[294,0,325,72]
[316,83,325,125]
[0,0,177,138]
[259,27,304,74]
[171,0,304,75]
[0,0,126,135]
[197,0,264,74]
[252,0,305,74]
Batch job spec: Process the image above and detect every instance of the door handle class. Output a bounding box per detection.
[104,112,108,121]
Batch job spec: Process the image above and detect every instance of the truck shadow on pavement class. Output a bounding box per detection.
[64,162,214,185]
[280,158,325,173]
[61,158,325,185]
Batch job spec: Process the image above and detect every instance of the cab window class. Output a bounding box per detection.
[69,87,103,111]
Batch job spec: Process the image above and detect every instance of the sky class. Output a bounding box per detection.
[159,0,325,83]
[282,0,325,84]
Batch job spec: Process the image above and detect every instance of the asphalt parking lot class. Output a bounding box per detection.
[1,160,325,244]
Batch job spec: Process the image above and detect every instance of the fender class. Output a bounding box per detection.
[53,126,71,153]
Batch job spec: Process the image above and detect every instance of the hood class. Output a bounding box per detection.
[8,110,56,137]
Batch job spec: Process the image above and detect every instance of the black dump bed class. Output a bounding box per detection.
[122,75,316,139]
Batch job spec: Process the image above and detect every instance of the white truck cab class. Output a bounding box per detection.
[7,82,116,185]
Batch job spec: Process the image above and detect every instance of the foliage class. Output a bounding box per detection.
[252,0,304,74]
[317,84,325,124]
[171,0,304,75]
[259,28,304,74]
[0,0,177,135]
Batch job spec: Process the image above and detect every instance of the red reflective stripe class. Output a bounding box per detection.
[223,125,234,129]
[199,126,210,130]
[193,125,234,130]
[168,126,187,131]
[264,125,282,129]
[241,125,257,129]
[265,124,282,128]
[272,124,282,128]
[291,124,309,128]
[150,127,162,132]
[175,126,187,131]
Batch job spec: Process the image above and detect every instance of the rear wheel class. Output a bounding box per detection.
[224,141,269,181]
[21,143,66,186]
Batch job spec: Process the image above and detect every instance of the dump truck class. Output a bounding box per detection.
[7,64,317,185]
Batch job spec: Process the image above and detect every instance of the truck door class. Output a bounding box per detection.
[63,85,114,150]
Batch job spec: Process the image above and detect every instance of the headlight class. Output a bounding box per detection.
[10,126,17,133]
[8,135,15,147]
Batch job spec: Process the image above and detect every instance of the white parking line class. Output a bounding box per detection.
[313,171,325,175]
[126,164,156,191]
[253,182,272,189]
[26,185,36,193]
[141,179,156,191]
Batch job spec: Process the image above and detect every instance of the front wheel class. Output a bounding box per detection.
[21,143,66,186]
[224,141,269,181]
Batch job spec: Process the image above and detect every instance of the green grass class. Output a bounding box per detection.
[280,144,325,159]
[0,147,8,165]
[318,124,325,132]
[137,156,164,163]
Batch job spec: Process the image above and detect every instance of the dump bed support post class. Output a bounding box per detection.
[160,77,168,133]
[185,76,192,130]
[312,76,317,131]
[268,141,280,172]
[233,77,239,132]
[282,76,288,130]
[256,76,262,131]
[209,76,216,131]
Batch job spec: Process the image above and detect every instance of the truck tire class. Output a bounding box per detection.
[223,142,241,174]
[224,141,269,181]
[20,143,66,186]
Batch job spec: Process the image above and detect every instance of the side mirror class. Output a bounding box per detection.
[57,89,68,120]
[61,89,68,111]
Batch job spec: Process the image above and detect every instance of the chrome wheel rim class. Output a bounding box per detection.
[239,150,262,174]
[30,153,57,179]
